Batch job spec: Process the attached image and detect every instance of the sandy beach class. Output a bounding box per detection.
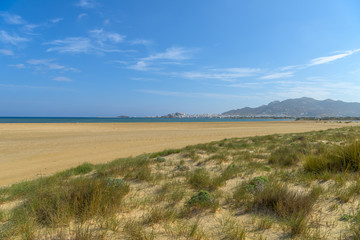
[0,121,357,186]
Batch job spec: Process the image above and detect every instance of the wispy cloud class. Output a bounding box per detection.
[128,61,151,71]
[90,28,125,44]
[22,24,40,34]
[8,63,25,69]
[53,76,72,82]
[129,47,192,71]
[45,37,94,53]
[0,12,25,25]
[76,0,98,8]
[137,89,249,99]
[45,28,125,54]
[0,49,14,55]
[182,68,261,82]
[143,47,190,61]
[27,59,78,71]
[130,39,153,46]
[50,18,63,23]
[257,48,360,80]
[308,49,360,66]
[78,13,87,19]
[260,71,294,80]
[0,30,29,45]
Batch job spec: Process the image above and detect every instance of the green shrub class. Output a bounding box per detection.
[106,177,126,188]
[154,157,166,163]
[186,190,218,212]
[71,163,94,175]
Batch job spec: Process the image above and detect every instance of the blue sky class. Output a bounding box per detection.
[2,0,360,117]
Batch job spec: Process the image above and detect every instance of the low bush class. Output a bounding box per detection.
[70,162,94,175]
[186,190,218,213]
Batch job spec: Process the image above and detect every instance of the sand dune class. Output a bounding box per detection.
[0,121,357,186]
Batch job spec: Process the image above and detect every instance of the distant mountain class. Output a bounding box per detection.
[222,97,360,117]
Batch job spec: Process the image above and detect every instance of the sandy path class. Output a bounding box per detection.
[0,121,357,186]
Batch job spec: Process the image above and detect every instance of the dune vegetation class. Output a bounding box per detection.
[2,126,360,239]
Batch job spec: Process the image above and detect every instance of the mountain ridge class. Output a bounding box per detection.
[222,97,360,117]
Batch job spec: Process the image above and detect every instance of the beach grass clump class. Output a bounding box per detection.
[304,141,360,173]
[144,206,177,224]
[233,177,318,220]
[156,182,186,205]
[187,167,229,191]
[10,177,129,230]
[185,190,218,213]
[206,151,229,163]
[187,168,212,190]
[219,163,242,181]
[268,146,301,167]
[69,162,95,175]
[220,217,246,240]
[149,149,181,158]
[123,219,154,240]
[96,156,153,181]
[349,210,360,239]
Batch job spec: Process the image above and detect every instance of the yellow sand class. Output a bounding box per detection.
[0,121,357,186]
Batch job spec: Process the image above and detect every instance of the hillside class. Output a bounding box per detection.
[222,97,360,117]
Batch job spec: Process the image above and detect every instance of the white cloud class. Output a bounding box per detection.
[8,63,25,69]
[260,71,294,80]
[0,49,14,55]
[128,61,150,71]
[22,24,40,34]
[130,39,153,46]
[78,13,87,19]
[183,68,261,81]
[309,49,360,66]
[45,29,125,54]
[137,89,250,100]
[76,0,98,8]
[53,76,72,82]
[46,37,93,53]
[143,47,190,61]
[27,59,78,71]
[0,30,29,45]
[0,12,25,25]
[90,28,125,44]
[129,47,192,71]
[50,18,63,23]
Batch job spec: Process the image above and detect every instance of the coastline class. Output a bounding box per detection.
[0,121,358,186]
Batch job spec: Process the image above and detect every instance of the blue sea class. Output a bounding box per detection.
[0,117,294,123]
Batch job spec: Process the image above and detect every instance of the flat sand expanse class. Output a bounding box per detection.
[0,121,358,186]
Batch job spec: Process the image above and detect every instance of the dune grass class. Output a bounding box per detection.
[3,125,360,239]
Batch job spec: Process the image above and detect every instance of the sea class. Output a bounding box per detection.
[0,117,294,123]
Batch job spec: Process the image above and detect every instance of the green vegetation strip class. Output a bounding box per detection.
[2,126,360,239]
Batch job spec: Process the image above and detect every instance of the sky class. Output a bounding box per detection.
[2,0,360,117]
